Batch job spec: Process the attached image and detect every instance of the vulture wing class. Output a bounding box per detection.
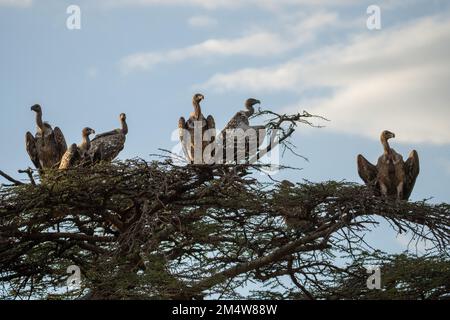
[90,143,103,164]
[89,133,125,162]
[92,129,121,141]
[206,115,216,143]
[25,132,40,169]
[206,115,216,130]
[357,154,378,185]
[178,117,192,163]
[224,111,249,130]
[53,127,68,160]
[221,112,248,164]
[403,150,420,200]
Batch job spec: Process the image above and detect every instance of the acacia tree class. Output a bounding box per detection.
[319,252,450,300]
[0,112,449,300]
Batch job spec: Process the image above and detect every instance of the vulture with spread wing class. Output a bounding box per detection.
[357,130,420,200]
[178,93,215,163]
[25,104,67,170]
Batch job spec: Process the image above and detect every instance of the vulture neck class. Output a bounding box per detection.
[381,136,391,155]
[121,118,128,135]
[80,133,91,151]
[192,100,202,120]
[35,111,44,133]
[245,103,255,117]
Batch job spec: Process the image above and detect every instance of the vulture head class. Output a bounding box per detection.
[31,104,42,113]
[119,113,128,135]
[246,98,261,108]
[68,143,78,153]
[193,93,205,104]
[381,130,395,142]
[82,127,96,137]
[244,98,261,116]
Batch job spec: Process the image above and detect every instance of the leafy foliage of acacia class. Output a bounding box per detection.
[0,160,449,300]
[319,253,450,300]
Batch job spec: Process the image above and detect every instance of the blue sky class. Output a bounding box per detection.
[1,0,449,255]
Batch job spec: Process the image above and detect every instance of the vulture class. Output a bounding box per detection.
[357,130,420,200]
[178,93,216,163]
[59,144,81,170]
[25,104,67,169]
[221,98,266,163]
[59,127,96,170]
[88,113,128,162]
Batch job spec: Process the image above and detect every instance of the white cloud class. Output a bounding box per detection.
[201,16,450,145]
[120,11,336,72]
[120,32,302,72]
[0,0,32,7]
[187,15,218,28]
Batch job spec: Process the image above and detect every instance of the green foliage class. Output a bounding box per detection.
[0,160,449,300]
[322,253,450,300]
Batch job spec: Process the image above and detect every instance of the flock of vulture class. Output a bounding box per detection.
[23,94,420,201]
[178,94,265,164]
[25,104,128,170]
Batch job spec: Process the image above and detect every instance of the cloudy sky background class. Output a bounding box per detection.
[1,0,449,257]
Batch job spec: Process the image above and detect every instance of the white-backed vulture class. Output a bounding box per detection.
[357,130,420,200]
[59,127,95,170]
[178,93,216,163]
[221,98,266,163]
[88,113,128,162]
[25,104,67,169]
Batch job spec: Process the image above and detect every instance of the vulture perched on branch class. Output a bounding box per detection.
[25,104,67,169]
[178,93,216,164]
[221,98,266,163]
[357,130,420,200]
[59,127,96,170]
[88,113,128,162]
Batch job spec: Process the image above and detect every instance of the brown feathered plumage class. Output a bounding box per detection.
[88,113,127,162]
[179,94,215,163]
[221,98,265,163]
[59,127,95,169]
[26,104,67,169]
[357,130,420,200]
[59,144,81,170]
